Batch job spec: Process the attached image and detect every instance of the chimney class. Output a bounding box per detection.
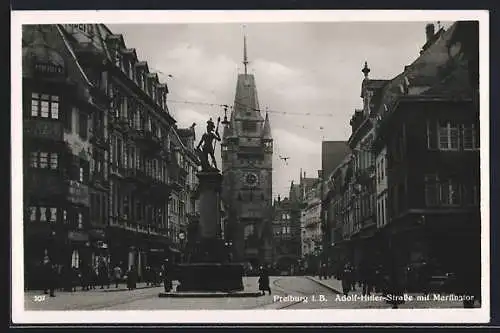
[425,23,435,43]
[278,195,281,203]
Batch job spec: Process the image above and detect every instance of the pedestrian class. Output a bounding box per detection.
[127,265,137,290]
[162,262,173,292]
[42,257,56,297]
[258,265,271,295]
[98,259,109,289]
[113,263,122,288]
[71,266,79,292]
[341,262,353,296]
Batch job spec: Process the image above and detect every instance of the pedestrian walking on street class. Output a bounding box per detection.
[71,266,79,292]
[258,265,271,295]
[113,263,122,288]
[341,263,353,296]
[127,265,137,290]
[162,262,173,292]
[98,259,109,289]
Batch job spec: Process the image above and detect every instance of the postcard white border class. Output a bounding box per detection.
[11,9,490,324]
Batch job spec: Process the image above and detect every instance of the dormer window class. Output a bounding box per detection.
[152,84,156,101]
[115,50,122,68]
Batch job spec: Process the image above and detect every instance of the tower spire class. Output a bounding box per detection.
[243,25,248,75]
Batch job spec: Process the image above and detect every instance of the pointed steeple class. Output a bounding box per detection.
[261,112,272,140]
[243,26,249,75]
[223,110,235,139]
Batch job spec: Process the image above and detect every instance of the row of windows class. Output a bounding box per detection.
[31,93,59,119]
[109,58,168,111]
[424,175,479,207]
[29,152,59,169]
[27,206,84,229]
[427,122,479,151]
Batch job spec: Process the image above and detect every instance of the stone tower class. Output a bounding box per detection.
[221,33,273,267]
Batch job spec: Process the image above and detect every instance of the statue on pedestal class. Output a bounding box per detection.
[196,117,221,172]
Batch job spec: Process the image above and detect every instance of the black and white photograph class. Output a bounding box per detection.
[11,10,489,324]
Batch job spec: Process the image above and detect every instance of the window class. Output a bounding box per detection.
[441,179,460,206]
[28,207,37,221]
[28,206,57,223]
[244,224,255,240]
[65,107,73,131]
[30,152,59,169]
[63,210,68,224]
[438,121,459,150]
[77,213,83,229]
[79,113,88,140]
[463,124,479,150]
[242,121,257,132]
[79,167,84,182]
[71,250,80,268]
[49,208,57,223]
[31,93,59,119]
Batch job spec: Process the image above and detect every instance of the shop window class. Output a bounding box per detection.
[71,250,80,268]
[77,213,83,229]
[31,93,59,119]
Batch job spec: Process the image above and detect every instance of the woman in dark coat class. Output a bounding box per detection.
[258,266,271,295]
[127,265,137,290]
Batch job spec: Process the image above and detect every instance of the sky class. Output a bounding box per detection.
[108,21,452,199]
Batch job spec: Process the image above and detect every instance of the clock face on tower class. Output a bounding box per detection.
[244,172,259,187]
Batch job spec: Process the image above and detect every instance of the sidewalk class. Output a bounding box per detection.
[306,276,475,309]
[25,282,158,297]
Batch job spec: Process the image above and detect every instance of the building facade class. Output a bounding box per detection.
[23,24,199,288]
[271,196,301,273]
[221,37,273,267]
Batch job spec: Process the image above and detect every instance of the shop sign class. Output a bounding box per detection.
[150,248,165,253]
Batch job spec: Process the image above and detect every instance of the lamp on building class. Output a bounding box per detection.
[221,105,230,126]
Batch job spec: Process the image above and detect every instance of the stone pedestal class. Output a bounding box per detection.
[175,170,244,293]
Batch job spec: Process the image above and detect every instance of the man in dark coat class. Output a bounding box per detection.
[258,266,271,295]
[42,258,56,297]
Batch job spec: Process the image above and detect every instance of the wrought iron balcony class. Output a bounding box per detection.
[23,120,63,141]
[89,130,108,149]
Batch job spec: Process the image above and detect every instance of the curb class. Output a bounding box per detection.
[305,276,341,294]
[158,291,263,298]
[101,285,159,293]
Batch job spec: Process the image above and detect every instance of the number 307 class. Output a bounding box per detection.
[33,295,46,302]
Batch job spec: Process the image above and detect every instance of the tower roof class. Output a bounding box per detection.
[222,110,235,139]
[261,112,272,140]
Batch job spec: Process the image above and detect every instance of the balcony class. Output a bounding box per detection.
[169,178,183,192]
[25,170,67,197]
[89,173,108,190]
[67,180,90,206]
[89,130,108,149]
[130,129,162,153]
[24,120,63,141]
[108,117,130,133]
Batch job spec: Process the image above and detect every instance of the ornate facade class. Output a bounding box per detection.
[221,37,273,267]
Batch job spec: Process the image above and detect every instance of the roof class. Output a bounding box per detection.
[321,141,351,178]
[261,112,272,140]
[233,74,263,122]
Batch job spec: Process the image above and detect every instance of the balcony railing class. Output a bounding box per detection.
[67,180,90,206]
[24,120,63,141]
[108,117,130,133]
[89,130,108,149]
